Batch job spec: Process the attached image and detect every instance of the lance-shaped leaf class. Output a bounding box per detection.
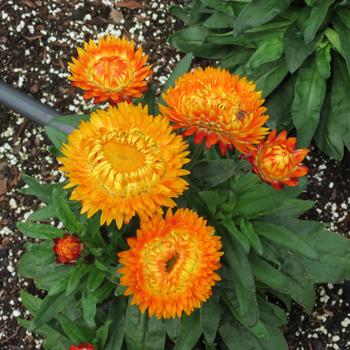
[234,0,292,36]
[291,54,328,147]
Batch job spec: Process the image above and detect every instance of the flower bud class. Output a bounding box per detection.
[246,130,309,190]
[53,234,83,264]
[70,343,94,350]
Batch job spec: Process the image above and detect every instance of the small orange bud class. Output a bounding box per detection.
[70,343,94,350]
[247,130,309,190]
[53,234,83,264]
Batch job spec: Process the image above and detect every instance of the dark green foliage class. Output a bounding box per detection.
[170,0,350,159]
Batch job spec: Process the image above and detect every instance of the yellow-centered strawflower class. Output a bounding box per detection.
[118,209,223,319]
[68,36,153,104]
[160,67,269,155]
[58,103,190,227]
[247,130,309,190]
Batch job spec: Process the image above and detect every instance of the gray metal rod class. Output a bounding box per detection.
[0,81,73,133]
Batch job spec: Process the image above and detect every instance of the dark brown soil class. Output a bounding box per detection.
[0,1,350,349]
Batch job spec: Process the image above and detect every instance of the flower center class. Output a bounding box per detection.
[142,230,200,295]
[184,87,246,135]
[259,145,294,179]
[92,56,127,79]
[102,140,145,173]
[165,252,179,273]
[91,56,134,90]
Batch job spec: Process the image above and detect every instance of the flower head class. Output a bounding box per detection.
[58,103,190,228]
[118,209,223,319]
[68,35,153,104]
[160,67,269,155]
[53,234,83,264]
[70,343,94,350]
[247,130,309,190]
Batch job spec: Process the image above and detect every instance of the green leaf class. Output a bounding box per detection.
[258,297,287,327]
[315,43,331,79]
[97,320,111,349]
[27,205,57,221]
[222,221,250,254]
[278,252,316,312]
[305,0,317,5]
[221,234,255,291]
[204,13,235,29]
[105,298,126,350]
[48,277,68,296]
[168,26,231,59]
[20,290,41,313]
[246,35,283,69]
[316,54,350,160]
[231,173,260,196]
[304,0,334,43]
[219,318,261,350]
[265,75,295,131]
[200,297,221,345]
[21,174,62,204]
[82,289,97,328]
[18,242,56,279]
[240,219,263,255]
[283,22,318,73]
[169,5,191,25]
[163,318,181,342]
[56,313,94,344]
[198,191,223,215]
[174,311,202,350]
[201,0,235,15]
[291,56,327,147]
[221,286,259,330]
[234,0,291,36]
[264,199,314,218]
[66,263,89,296]
[161,53,192,99]
[250,255,290,293]
[240,58,288,97]
[44,125,67,151]
[333,12,350,75]
[220,49,255,71]
[52,188,81,233]
[253,221,318,259]
[192,159,239,188]
[87,267,106,292]
[17,222,63,239]
[233,180,305,218]
[258,323,288,350]
[29,293,72,331]
[324,28,342,53]
[140,85,157,115]
[252,254,315,313]
[125,303,166,350]
[19,319,71,349]
[297,228,350,282]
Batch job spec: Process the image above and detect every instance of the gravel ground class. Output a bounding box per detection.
[0,0,349,349]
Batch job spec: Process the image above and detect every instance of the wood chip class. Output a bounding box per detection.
[110,8,124,23]
[115,0,143,9]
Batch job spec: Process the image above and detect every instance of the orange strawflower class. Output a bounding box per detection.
[247,130,309,190]
[70,343,94,350]
[160,67,269,155]
[58,103,190,228]
[68,35,153,104]
[118,209,223,319]
[53,234,83,264]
